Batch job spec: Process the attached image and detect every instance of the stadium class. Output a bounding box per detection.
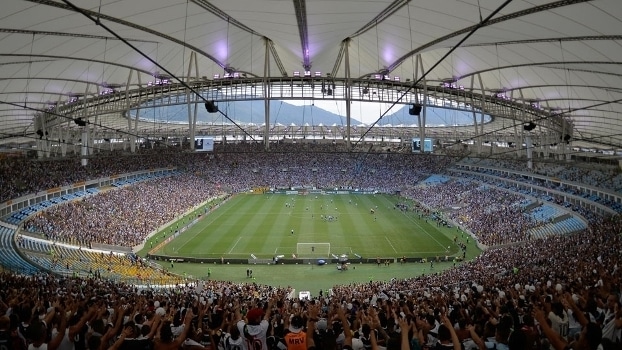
[1,1,622,349]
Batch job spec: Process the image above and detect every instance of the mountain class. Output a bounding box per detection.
[132,100,482,126]
[135,100,361,126]
[377,105,481,126]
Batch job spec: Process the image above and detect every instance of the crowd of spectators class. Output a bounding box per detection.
[20,150,454,247]
[0,144,450,204]
[460,157,622,192]
[1,212,621,350]
[4,145,622,205]
[15,145,600,248]
[403,180,538,246]
[24,174,223,247]
[0,145,621,349]
[450,162,622,215]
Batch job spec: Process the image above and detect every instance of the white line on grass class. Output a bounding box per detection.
[228,236,242,254]
[385,236,398,253]
[175,196,234,253]
[379,196,446,250]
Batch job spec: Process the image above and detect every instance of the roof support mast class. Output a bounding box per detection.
[475,73,487,156]
[264,37,271,151]
[415,55,426,153]
[517,85,535,168]
[186,51,199,150]
[344,38,351,150]
[509,89,519,158]
[124,70,134,152]
[132,73,142,153]
[292,0,311,72]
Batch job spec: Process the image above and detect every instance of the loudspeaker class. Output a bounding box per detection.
[205,101,218,113]
[523,122,536,131]
[74,117,87,127]
[409,104,422,116]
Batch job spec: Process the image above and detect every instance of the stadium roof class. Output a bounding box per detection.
[1,0,622,150]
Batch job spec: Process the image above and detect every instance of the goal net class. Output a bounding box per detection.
[296,243,330,258]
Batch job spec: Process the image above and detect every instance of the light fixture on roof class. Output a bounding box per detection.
[441,78,458,89]
[46,101,57,110]
[314,71,321,77]
[74,117,87,127]
[523,122,536,131]
[205,101,218,113]
[293,71,301,77]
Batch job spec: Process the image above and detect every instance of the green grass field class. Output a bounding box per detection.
[140,193,482,292]
[153,193,460,260]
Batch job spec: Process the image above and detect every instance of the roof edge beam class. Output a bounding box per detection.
[25,0,227,69]
[292,0,310,70]
[190,0,260,35]
[387,0,592,72]
[0,28,158,43]
[350,0,411,38]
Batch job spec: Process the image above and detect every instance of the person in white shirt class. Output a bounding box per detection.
[548,302,569,341]
[235,299,274,350]
[601,294,622,344]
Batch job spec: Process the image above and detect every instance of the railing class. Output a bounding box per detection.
[37,77,568,134]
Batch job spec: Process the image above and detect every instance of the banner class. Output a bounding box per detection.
[194,137,214,152]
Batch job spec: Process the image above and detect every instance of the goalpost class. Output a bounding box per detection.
[296,243,330,257]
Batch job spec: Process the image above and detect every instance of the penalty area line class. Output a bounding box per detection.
[228,236,242,254]
[385,236,398,253]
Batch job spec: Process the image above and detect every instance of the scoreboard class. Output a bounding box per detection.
[412,138,433,153]
[194,137,214,152]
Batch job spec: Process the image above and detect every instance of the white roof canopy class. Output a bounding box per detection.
[1,0,622,149]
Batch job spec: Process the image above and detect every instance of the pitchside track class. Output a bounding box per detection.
[156,193,458,260]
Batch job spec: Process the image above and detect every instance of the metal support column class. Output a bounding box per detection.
[185,51,199,150]
[517,89,527,160]
[476,74,488,155]
[510,90,519,158]
[525,133,533,169]
[263,37,271,151]
[132,73,142,153]
[344,38,351,150]
[469,76,479,155]
[416,55,426,152]
[192,52,200,149]
[124,70,134,151]
[60,119,69,157]
[187,51,196,150]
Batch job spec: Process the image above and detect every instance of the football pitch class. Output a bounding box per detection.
[154,193,459,260]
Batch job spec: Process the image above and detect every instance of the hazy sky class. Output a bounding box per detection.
[286,100,404,124]
[286,99,480,126]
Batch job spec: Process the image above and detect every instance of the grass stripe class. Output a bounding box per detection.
[162,193,457,259]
